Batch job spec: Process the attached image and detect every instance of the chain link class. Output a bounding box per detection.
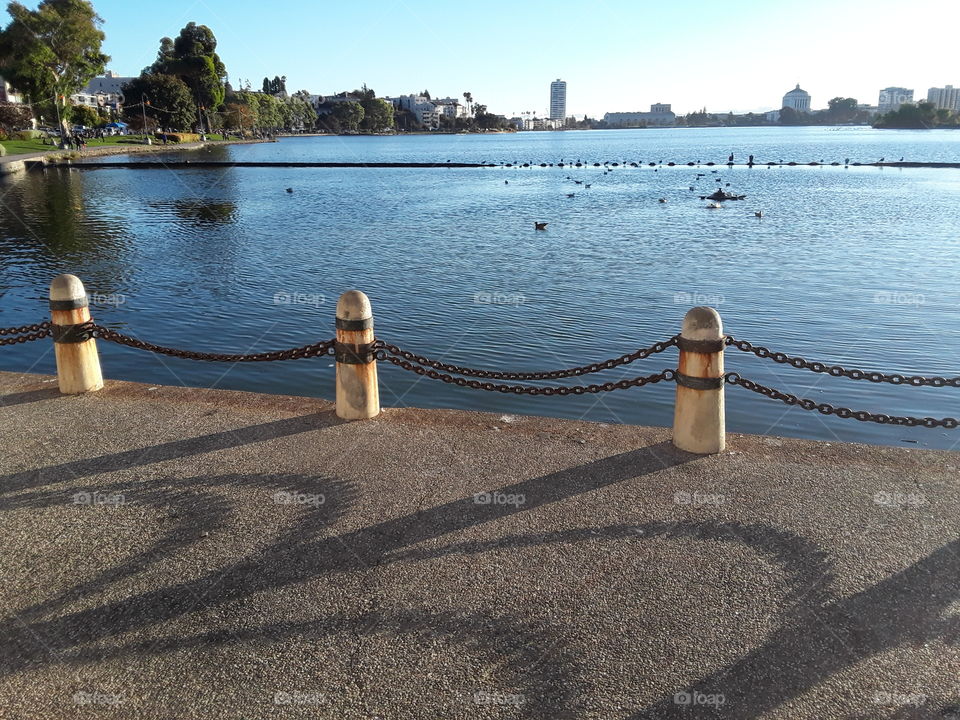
[725,372,959,429]
[372,335,678,380]
[92,324,336,362]
[382,353,675,394]
[0,321,52,346]
[725,336,959,388]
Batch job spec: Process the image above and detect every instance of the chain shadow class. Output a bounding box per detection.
[627,536,960,719]
[0,442,694,679]
[3,431,958,718]
[1,473,357,623]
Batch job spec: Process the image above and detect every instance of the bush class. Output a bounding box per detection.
[155,132,201,144]
[16,129,46,140]
[0,144,6,156]
[0,128,7,141]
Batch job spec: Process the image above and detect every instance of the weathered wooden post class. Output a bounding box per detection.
[49,274,103,394]
[673,306,725,453]
[335,290,380,420]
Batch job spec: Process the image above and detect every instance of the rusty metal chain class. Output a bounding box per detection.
[725,372,959,429]
[0,321,52,346]
[381,353,675,394]
[92,324,336,362]
[725,336,959,388]
[372,336,679,380]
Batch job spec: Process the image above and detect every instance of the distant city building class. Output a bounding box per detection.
[522,117,563,131]
[926,85,960,112]
[432,97,471,119]
[69,70,133,113]
[764,109,781,123]
[877,87,913,114]
[603,103,676,127]
[781,84,811,112]
[549,79,566,121]
[385,95,443,128]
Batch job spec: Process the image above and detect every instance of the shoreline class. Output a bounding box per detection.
[0,137,273,173]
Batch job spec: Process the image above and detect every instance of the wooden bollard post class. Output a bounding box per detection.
[673,306,725,453]
[335,290,380,420]
[49,274,103,394]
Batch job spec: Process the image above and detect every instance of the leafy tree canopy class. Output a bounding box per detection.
[150,22,226,111]
[122,73,197,131]
[0,0,108,110]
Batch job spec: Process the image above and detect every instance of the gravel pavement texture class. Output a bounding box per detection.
[1,371,958,719]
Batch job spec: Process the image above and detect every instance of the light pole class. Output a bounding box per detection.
[141,94,151,144]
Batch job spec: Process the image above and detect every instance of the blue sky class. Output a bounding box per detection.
[22,0,956,117]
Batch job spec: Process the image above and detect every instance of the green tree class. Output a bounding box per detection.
[825,97,859,123]
[122,73,197,131]
[0,0,108,129]
[360,97,393,131]
[151,22,226,112]
[70,103,101,127]
[223,101,254,133]
[262,76,270,94]
[283,94,316,130]
[778,106,804,125]
[331,101,363,132]
[874,101,942,129]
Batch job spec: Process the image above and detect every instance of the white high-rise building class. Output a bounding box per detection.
[927,85,960,112]
[549,79,566,121]
[878,87,914,114]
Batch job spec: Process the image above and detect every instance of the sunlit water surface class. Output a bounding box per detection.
[1,127,958,449]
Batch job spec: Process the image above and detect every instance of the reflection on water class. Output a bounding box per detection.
[0,170,132,302]
[152,199,238,227]
[2,128,959,450]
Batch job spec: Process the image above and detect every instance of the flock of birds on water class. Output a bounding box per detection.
[526,156,772,231]
[280,153,907,231]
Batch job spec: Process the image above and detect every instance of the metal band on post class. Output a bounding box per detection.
[335,317,373,331]
[51,321,95,344]
[676,336,726,354]
[672,306,725,453]
[334,341,376,365]
[335,291,380,420]
[49,297,89,312]
[675,372,724,390]
[49,275,103,394]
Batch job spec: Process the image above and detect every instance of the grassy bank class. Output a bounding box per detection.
[1,134,232,156]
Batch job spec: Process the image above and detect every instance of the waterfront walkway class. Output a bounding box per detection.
[1,370,958,719]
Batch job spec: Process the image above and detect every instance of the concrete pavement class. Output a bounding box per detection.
[0,370,958,719]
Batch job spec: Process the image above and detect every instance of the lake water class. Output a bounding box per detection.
[1,127,959,449]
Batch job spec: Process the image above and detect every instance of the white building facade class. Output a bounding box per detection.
[70,70,133,113]
[549,79,566,121]
[386,95,442,128]
[781,84,811,112]
[878,87,914,114]
[603,103,676,127]
[926,85,960,112]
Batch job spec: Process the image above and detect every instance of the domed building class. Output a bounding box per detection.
[782,84,811,112]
